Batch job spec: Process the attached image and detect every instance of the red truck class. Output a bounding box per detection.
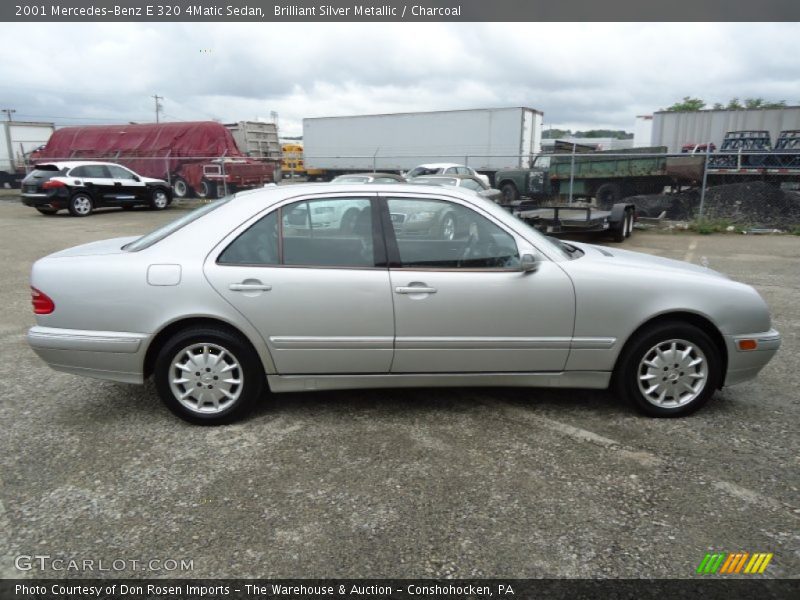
[33,121,279,198]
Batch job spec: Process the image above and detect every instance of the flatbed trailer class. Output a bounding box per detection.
[508,201,635,242]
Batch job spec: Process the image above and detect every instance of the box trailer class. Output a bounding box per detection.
[0,121,54,187]
[303,107,543,179]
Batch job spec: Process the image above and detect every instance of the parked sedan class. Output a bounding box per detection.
[21,161,172,216]
[406,163,491,186]
[27,183,780,424]
[410,174,503,203]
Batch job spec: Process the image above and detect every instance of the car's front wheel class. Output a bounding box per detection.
[150,188,169,210]
[68,193,93,217]
[614,321,721,417]
[154,327,265,424]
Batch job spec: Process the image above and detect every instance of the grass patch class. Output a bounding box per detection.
[689,219,744,235]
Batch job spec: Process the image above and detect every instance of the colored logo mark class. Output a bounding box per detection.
[697,552,773,574]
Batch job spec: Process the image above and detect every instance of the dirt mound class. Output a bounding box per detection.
[626,182,800,228]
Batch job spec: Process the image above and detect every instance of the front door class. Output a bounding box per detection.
[204,195,395,374]
[383,194,575,373]
[107,164,148,203]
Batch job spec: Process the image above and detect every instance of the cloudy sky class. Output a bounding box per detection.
[1,22,798,136]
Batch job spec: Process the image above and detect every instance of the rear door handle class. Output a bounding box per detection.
[229,283,272,292]
[395,286,437,294]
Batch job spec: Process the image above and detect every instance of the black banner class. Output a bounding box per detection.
[4,0,800,22]
[3,579,800,600]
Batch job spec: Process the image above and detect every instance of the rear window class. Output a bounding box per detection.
[28,166,66,178]
[123,197,232,252]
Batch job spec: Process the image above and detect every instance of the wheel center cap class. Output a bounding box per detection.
[668,372,679,382]
[201,373,214,383]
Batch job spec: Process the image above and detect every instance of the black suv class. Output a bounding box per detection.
[21,161,172,216]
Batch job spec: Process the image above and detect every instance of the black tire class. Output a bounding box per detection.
[197,179,217,200]
[500,182,519,203]
[36,207,57,215]
[68,193,93,217]
[154,327,265,425]
[439,212,457,240]
[611,212,627,243]
[172,177,191,199]
[149,188,170,211]
[595,182,622,210]
[625,210,634,238]
[613,321,721,418]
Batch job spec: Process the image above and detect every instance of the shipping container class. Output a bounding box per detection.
[652,107,800,153]
[0,121,54,186]
[303,107,543,175]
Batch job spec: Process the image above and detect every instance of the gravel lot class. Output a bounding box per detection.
[0,195,798,579]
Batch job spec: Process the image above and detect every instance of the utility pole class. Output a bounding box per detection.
[152,94,163,123]
[2,108,16,177]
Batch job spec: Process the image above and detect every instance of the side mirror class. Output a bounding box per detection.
[132,175,140,182]
[520,253,539,273]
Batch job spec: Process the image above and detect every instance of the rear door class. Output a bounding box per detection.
[382,193,575,373]
[204,194,395,374]
[69,164,116,205]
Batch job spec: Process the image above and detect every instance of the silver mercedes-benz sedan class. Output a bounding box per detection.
[27,184,780,424]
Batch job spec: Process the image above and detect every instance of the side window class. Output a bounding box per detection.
[108,165,136,180]
[282,198,376,267]
[218,210,278,265]
[456,167,470,175]
[69,166,87,178]
[73,165,110,179]
[386,198,520,269]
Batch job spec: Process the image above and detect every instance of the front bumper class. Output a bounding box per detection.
[27,326,149,384]
[723,328,781,386]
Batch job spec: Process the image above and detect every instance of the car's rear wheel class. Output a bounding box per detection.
[68,193,93,217]
[614,321,721,417]
[150,188,169,210]
[36,207,57,215]
[154,327,265,425]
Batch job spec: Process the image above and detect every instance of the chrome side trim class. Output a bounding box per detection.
[28,326,147,354]
[396,337,572,349]
[268,371,611,393]
[269,336,393,350]
[570,337,616,350]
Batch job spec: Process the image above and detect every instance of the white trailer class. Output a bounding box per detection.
[651,106,800,153]
[0,121,55,186]
[303,107,543,176]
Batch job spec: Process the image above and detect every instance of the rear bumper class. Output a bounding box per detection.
[27,326,149,384]
[22,191,64,208]
[723,329,781,386]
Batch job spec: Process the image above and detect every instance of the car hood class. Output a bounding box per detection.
[46,236,139,258]
[567,241,728,279]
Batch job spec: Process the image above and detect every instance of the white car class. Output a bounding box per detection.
[406,163,491,186]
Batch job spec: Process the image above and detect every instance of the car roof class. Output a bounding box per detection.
[413,174,477,181]
[33,161,127,169]
[411,163,464,169]
[334,172,404,179]
[235,182,476,204]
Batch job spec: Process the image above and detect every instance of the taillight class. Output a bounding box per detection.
[31,287,55,314]
[42,180,66,189]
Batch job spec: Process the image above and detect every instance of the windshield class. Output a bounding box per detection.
[407,166,442,178]
[332,176,370,183]
[123,197,232,251]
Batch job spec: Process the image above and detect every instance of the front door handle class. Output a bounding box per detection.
[395,286,437,294]
[229,282,272,292]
